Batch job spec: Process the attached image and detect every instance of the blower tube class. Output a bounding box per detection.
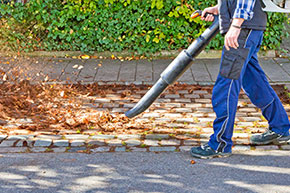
[125,13,219,118]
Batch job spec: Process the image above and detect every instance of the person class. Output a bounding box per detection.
[190,0,290,159]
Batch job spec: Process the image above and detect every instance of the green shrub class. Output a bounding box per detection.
[0,0,288,54]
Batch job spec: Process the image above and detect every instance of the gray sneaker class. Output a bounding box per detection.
[250,128,290,145]
[190,143,232,159]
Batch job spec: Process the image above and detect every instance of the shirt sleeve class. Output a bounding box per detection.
[233,0,256,20]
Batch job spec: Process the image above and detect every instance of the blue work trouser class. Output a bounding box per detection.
[208,29,290,153]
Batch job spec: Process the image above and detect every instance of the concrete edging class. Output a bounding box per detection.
[0,50,276,59]
[0,134,289,153]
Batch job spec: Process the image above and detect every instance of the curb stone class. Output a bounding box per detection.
[0,50,276,59]
[0,134,282,153]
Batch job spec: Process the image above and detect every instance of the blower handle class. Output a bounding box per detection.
[191,10,217,19]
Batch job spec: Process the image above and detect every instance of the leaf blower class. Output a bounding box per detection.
[125,11,219,118]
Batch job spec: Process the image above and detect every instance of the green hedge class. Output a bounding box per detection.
[0,0,288,55]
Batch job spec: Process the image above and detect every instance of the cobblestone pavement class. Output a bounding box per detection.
[0,84,289,153]
[0,56,290,85]
[0,56,290,153]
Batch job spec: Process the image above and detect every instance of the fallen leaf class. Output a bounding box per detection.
[81,55,90,59]
[3,74,7,81]
[72,65,78,69]
[190,160,196,165]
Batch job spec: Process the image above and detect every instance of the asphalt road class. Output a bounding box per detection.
[0,151,289,193]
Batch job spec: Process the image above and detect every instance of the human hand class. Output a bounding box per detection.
[201,5,218,22]
[224,26,241,50]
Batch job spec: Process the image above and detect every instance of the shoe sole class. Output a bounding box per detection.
[190,151,232,159]
[250,135,290,145]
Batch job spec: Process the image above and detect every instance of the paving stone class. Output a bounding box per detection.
[70,140,85,147]
[175,108,192,113]
[124,139,142,146]
[0,140,18,147]
[179,146,192,152]
[87,140,106,146]
[52,147,67,153]
[174,99,191,103]
[176,118,194,123]
[187,113,204,117]
[107,139,123,146]
[201,127,213,133]
[30,147,48,153]
[241,117,261,122]
[123,103,136,108]
[203,94,212,99]
[118,60,136,82]
[184,94,200,99]
[207,113,216,117]
[166,123,184,128]
[76,59,98,82]
[195,99,211,103]
[95,59,121,81]
[53,140,69,147]
[164,94,180,99]
[112,108,128,113]
[232,145,251,151]
[155,98,171,103]
[177,90,189,94]
[255,145,279,150]
[200,134,211,139]
[145,134,169,139]
[91,147,111,153]
[94,98,111,103]
[195,108,213,113]
[239,108,257,112]
[149,146,176,152]
[163,113,182,118]
[130,147,147,152]
[236,112,248,117]
[142,113,160,118]
[117,135,141,140]
[0,147,28,153]
[236,122,253,127]
[184,139,199,146]
[155,118,171,123]
[8,130,30,135]
[143,140,159,146]
[115,147,126,152]
[103,103,120,108]
[34,139,52,147]
[160,140,180,146]
[192,90,209,94]
[64,135,90,140]
[281,145,290,150]
[67,147,87,153]
[248,112,262,117]
[185,104,202,108]
[136,60,152,82]
[37,135,62,140]
[7,135,28,140]
[91,135,115,140]
[191,61,211,82]
[198,118,214,122]
[164,103,182,108]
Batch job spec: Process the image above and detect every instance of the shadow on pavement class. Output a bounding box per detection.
[0,150,289,193]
